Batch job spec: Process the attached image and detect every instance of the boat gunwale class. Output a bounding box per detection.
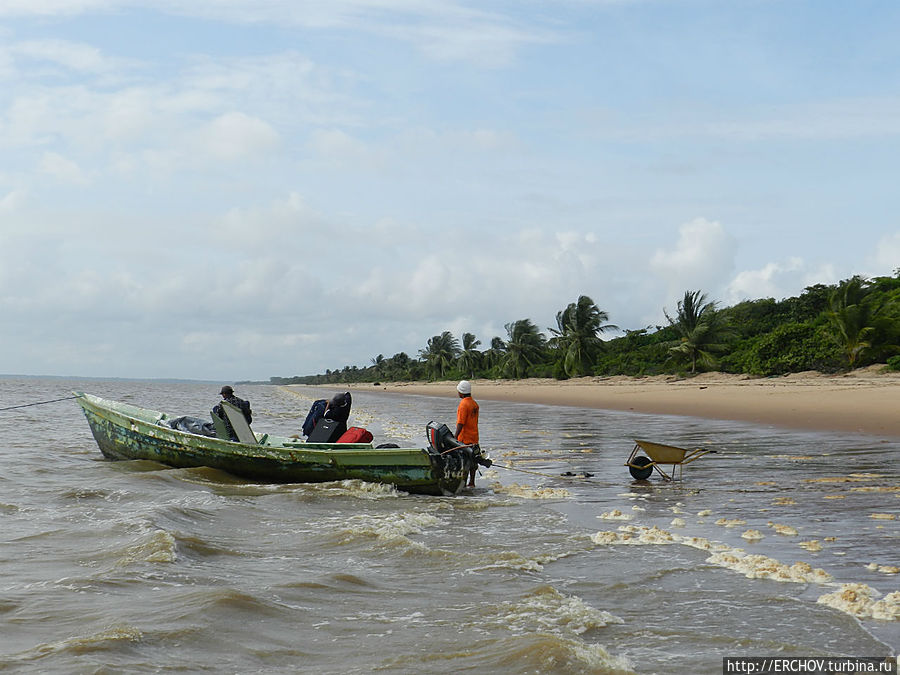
[74,391,433,465]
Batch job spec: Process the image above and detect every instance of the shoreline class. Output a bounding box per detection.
[326,366,900,438]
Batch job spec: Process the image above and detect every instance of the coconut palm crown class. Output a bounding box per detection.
[549,295,618,377]
[419,331,461,379]
[501,319,546,378]
[664,290,733,373]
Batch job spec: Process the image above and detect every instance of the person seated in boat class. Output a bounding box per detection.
[323,391,352,437]
[212,385,252,440]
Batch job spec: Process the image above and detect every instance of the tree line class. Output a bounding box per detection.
[270,273,900,386]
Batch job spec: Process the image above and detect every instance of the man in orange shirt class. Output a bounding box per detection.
[454,380,481,487]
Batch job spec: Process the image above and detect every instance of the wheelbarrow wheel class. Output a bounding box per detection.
[629,455,653,480]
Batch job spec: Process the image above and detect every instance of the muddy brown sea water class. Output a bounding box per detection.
[0,378,897,673]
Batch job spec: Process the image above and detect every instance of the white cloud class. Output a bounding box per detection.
[2,86,165,151]
[726,257,804,302]
[180,0,555,67]
[0,49,360,189]
[585,96,900,144]
[707,98,900,141]
[871,232,900,276]
[100,89,167,143]
[219,191,327,252]
[392,126,519,159]
[0,1,557,67]
[181,52,361,127]
[305,125,521,176]
[0,0,114,16]
[388,16,554,67]
[0,189,25,212]
[347,227,617,334]
[39,151,91,185]
[309,128,378,167]
[458,128,517,151]
[725,257,845,305]
[650,218,737,302]
[12,39,107,73]
[201,112,281,161]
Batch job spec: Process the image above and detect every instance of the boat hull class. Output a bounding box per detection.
[75,393,474,496]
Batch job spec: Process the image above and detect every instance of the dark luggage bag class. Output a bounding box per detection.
[307,417,343,443]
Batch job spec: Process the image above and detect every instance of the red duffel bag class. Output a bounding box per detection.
[337,427,374,443]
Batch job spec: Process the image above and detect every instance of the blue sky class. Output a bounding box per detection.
[1,0,898,380]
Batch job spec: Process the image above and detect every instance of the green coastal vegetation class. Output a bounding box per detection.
[271,273,900,386]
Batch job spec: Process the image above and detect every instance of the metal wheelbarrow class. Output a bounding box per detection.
[625,439,716,481]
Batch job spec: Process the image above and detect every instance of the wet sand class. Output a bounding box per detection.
[350,366,900,437]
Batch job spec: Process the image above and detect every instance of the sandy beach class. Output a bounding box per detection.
[343,366,900,438]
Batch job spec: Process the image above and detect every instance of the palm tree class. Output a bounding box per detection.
[419,331,461,379]
[457,332,481,378]
[825,276,898,368]
[549,295,618,377]
[385,352,412,380]
[501,319,547,378]
[664,290,732,373]
[480,336,506,373]
[370,354,385,380]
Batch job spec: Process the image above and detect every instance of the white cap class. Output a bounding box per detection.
[457,380,472,395]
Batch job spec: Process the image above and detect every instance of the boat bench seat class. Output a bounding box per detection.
[216,401,259,444]
[210,411,230,440]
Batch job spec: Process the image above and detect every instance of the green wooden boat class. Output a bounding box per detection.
[75,392,476,496]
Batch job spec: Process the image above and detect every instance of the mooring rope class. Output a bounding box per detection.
[0,395,79,412]
[490,462,595,482]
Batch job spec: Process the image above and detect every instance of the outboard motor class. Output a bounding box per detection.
[426,421,461,453]
[426,421,492,467]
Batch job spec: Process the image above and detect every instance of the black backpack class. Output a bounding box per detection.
[302,399,327,437]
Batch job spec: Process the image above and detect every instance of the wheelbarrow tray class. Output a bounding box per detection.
[626,439,716,480]
[633,439,689,464]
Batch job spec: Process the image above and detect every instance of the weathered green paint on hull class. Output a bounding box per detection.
[75,393,473,496]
